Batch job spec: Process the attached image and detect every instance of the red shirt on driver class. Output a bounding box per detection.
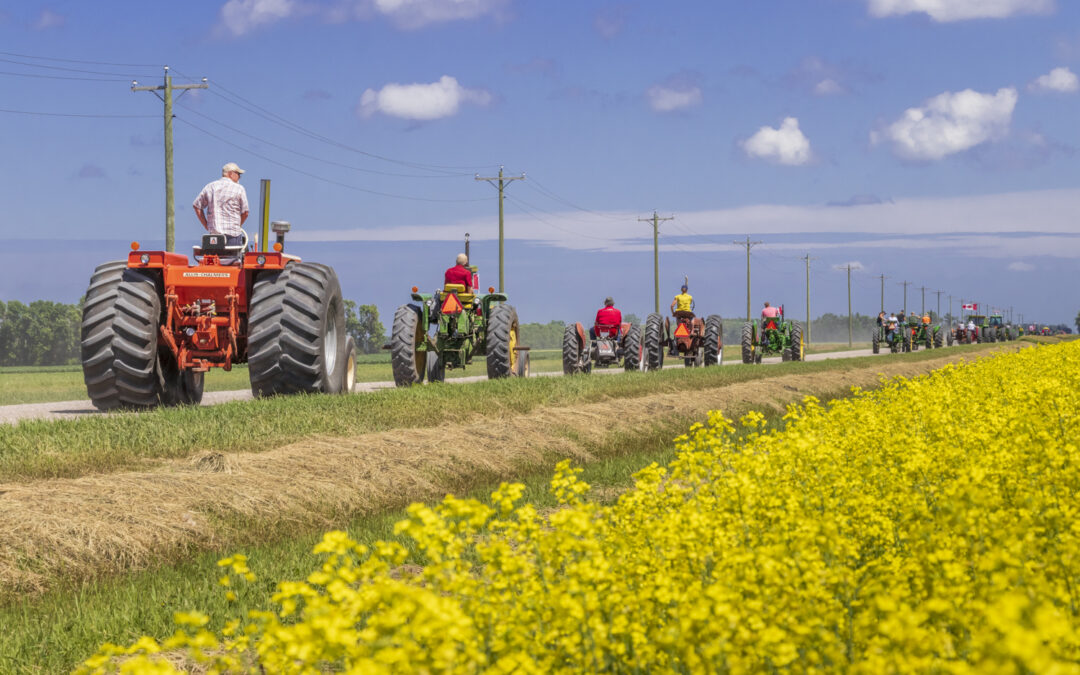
[595,306,622,336]
[444,264,472,290]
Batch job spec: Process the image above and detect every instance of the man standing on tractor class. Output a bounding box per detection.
[192,162,250,246]
[886,313,899,346]
[670,284,694,317]
[593,297,621,339]
[444,253,472,290]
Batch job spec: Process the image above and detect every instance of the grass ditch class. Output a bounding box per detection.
[0,344,998,482]
[0,377,875,674]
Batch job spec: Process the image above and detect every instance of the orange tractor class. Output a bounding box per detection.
[80,223,355,410]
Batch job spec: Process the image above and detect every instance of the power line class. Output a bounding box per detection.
[523,178,627,221]
[0,69,131,82]
[0,107,156,118]
[174,116,489,204]
[175,101,468,179]
[0,50,158,67]
[0,56,157,78]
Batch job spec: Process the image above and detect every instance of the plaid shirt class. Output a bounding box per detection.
[193,177,249,237]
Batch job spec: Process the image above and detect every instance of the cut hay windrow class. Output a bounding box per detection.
[0,350,1012,600]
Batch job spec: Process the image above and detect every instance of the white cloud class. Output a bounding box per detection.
[832,261,865,271]
[219,0,297,36]
[358,75,491,120]
[33,8,65,30]
[290,188,1080,262]
[217,0,504,35]
[1029,66,1079,93]
[372,0,506,29]
[741,117,812,166]
[873,87,1017,161]
[1007,261,1035,271]
[645,82,702,112]
[866,0,1054,22]
[814,78,846,96]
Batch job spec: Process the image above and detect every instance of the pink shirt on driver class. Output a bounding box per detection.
[761,306,781,318]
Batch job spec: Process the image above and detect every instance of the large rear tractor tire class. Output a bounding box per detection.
[790,323,804,361]
[486,303,521,379]
[562,324,584,375]
[741,322,755,364]
[81,263,164,411]
[644,313,665,371]
[872,333,880,354]
[704,315,723,366]
[248,262,347,396]
[934,330,944,349]
[623,325,643,372]
[390,304,426,386]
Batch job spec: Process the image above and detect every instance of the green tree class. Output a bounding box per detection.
[344,301,386,354]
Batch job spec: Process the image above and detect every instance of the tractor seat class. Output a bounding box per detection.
[193,233,246,263]
[673,310,696,321]
[441,283,474,308]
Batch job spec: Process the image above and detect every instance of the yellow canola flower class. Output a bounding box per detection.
[79,341,1080,674]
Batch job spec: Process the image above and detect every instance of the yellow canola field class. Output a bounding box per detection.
[83,342,1080,674]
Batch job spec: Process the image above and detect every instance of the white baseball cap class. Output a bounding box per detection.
[222,162,245,175]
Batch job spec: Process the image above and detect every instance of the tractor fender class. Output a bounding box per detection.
[575,322,588,349]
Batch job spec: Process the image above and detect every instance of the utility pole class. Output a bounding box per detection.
[638,211,675,314]
[132,66,207,252]
[802,254,816,345]
[948,295,953,325]
[934,290,944,321]
[897,280,911,315]
[733,236,763,321]
[843,264,855,347]
[919,286,927,315]
[475,166,525,293]
[876,274,888,313]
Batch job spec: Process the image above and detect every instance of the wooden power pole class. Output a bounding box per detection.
[475,166,525,293]
[734,236,763,321]
[639,211,674,314]
[132,66,207,253]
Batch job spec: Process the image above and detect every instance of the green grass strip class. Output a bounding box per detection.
[0,345,995,482]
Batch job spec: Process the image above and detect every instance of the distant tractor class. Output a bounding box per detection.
[81,223,356,410]
[911,317,944,350]
[642,312,723,370]
[986,314,1015,341]
[390,237,527,386]
[872,319,902,354]
[562,320,643,374]
[742,308,803,364]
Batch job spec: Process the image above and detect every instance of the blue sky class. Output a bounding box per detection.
[2,0,1079,327]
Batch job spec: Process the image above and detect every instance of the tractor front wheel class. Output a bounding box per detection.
[644,313,665,371]
[81,262,164,410]
[486,303,521,379]
[248,262,348,396]
[623,325,643,372]
[426,350,446,383]
[390,304,426,386]
[704,315,723,366]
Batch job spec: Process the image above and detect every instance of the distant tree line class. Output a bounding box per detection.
[0,300,82,366]
[0,298,389,367]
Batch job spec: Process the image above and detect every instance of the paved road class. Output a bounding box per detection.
[0,347,875,425]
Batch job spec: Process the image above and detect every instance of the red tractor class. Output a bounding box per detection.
[643,311,724,370]
[80,224,355,410]
[561,320,643,374]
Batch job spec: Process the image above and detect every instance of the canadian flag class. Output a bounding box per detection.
[962,303,976,311]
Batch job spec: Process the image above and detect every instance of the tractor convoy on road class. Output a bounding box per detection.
[80,224,1006,410]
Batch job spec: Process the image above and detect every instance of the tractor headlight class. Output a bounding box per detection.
[256,255,266,266]
[140,253,150,264]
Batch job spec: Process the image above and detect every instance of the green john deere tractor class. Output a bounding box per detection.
[741,308,803,364]
[986,314,1015,341]
[910,317,944,350]
[390,237,528,386]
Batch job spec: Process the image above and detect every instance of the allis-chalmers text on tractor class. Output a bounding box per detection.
[80,222,356,411]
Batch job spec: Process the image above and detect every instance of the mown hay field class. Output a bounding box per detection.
[81,339,1080,673]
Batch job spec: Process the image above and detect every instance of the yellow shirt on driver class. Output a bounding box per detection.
[673,293,693,312]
